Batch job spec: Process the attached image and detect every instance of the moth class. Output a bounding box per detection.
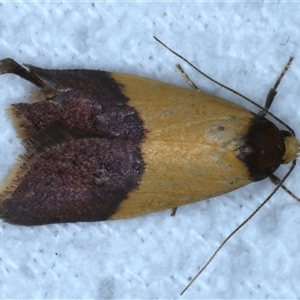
[0,48,298,227]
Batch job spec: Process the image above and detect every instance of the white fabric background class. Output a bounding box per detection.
[0,1,300,299]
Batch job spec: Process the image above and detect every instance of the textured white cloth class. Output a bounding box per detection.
[0,2,300,299]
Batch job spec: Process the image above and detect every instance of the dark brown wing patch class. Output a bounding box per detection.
[0,60,146,225]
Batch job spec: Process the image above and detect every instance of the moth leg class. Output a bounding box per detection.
[258,57,293,117]
[269,173,300,202]
[176,64,202,91]
[0,58,46,88]
[171,207,177,217]
[0,58,59,102]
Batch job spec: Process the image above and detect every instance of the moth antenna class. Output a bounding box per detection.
[153,38,299,294]
[153,36,294,133]
[181,160,296,295]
